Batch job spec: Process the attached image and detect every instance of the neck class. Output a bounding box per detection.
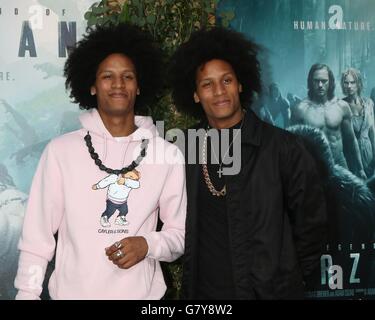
[314,96,328,104]
[98,109,136,137]
[208,109,244,129]
[346,94,359,104]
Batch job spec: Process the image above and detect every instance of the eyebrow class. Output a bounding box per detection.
[198,72,234,82]
[98,69,136,73]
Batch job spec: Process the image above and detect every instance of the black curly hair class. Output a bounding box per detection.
[64,23,163,114]
[169,27,261,119]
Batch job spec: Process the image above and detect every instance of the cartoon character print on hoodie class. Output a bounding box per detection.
[93,169,140,227]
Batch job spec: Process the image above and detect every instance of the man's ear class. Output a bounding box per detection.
[239,84,243,93]
[90,86,96,96]
[193,92,200,103]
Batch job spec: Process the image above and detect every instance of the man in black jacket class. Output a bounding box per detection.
[169,27,327,299]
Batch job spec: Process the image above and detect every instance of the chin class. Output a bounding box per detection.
[211,111,233,119]
[108,105,134,115]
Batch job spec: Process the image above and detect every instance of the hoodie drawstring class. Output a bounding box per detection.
[101,133,132,168]
[121,140,130,167]
[102,133,108,163]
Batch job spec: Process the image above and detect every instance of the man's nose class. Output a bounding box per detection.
[112,77,125,88]
[213,83,226,96]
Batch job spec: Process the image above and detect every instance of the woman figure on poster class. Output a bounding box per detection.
[341,68,375,178]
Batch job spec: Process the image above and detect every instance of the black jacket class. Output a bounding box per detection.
[182,110,327,299]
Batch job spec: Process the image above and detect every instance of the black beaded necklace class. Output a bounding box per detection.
[84,131,148,175]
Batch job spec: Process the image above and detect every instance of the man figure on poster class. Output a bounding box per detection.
[291,63,366,179]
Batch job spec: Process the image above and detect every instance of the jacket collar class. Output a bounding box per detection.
[196,108,263,147]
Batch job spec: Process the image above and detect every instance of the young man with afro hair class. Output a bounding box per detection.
[170,27,327,299]
[14,23,186,300]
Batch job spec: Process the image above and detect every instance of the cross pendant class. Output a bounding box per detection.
[217,167,224,178]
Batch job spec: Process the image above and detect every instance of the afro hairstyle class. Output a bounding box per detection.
[64,23,163,114]
[169,27,262,120]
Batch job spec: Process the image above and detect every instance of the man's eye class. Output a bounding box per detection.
[202,82,211,88]
[223,78,232,84]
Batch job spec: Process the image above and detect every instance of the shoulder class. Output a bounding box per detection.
[331,98,351,118]
[273,129,317,174]
[294,99,311,114]
[153,136,185,165]
[43,129,83,156]
[336,98,350,111]
[364,97,374,109]
[297,99,312,108]
[259,124,316,179]
[261,121,299,149]
[263,123,313,162]
[48,129,83,148]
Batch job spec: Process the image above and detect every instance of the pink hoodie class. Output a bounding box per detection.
[14,109,186,300]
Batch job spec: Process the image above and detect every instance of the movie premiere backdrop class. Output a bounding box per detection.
[0,0,97,299]
[1,0,375,300]
[218,0,375,299]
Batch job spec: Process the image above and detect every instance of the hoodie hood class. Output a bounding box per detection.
[79,108,158,142]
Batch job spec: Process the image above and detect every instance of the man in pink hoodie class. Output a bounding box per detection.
[14,23,186,299]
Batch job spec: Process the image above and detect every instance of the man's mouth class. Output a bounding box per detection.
[109,92,128,99]
[214,99,230,106]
